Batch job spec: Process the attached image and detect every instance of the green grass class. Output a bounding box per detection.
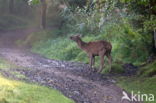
[117,76,156,103]
[0,57,75,103]
[0,76,75,103]
[138,61,156,77]
[117,61,156,103]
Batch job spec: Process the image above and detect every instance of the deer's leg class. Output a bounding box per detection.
[90,56,95,71]
[106,53,112,72]
[92,56,95,66]
[98,51,106,73]
[89,54,93,68]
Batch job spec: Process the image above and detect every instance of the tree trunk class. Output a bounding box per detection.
[154,29,156,49]
[40,0,47,29]
[9,0,14,14]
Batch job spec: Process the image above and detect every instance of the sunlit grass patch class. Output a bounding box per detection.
[0,76,75,103]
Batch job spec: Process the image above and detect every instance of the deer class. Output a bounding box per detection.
[70,35,112,73]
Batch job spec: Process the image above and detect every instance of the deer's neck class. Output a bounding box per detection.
[77,39,87,49]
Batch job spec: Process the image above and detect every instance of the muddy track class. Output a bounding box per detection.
[0,29,136,103]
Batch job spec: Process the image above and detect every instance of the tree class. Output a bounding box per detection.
[28,0,47,29]
[9,0,14,14]
[40,0,47,29]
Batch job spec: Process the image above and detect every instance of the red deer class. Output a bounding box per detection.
[70,35,112,73]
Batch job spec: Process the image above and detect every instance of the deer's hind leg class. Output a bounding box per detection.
[106,52,112,72]
[89,54,94,68]
[98,50,106,73]
[92,56,95,66]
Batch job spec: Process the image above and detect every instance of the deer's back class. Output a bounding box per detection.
[84,40,112,55]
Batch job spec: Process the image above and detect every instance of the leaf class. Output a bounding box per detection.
[28,0,40,5]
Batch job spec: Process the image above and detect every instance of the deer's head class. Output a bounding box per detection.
[70,35,82,42]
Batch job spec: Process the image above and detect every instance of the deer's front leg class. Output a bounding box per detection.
[92,56,95,66]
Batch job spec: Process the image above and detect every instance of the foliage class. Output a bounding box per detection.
[60,0,118,34]
[28,0,40,5]
[144,15,156,31]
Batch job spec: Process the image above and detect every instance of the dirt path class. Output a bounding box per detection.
[0,29,135,103]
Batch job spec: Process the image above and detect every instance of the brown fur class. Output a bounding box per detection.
[70,35,112,73]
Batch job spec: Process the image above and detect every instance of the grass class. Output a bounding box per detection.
[117,76,156,103]
[0,57,75,103]
[138,61,156,77]
[0,76,75,103]
[117,60,156,103]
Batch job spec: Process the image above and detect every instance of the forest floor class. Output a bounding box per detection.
[0,29,138,103]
